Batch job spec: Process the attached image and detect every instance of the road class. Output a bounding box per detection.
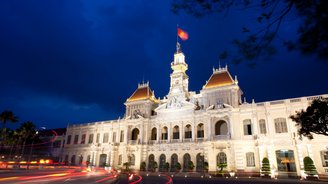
[0,169,326,184]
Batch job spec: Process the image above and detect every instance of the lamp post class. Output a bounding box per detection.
[27,127,46,169]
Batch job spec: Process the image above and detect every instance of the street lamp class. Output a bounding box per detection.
[27,127,46,169]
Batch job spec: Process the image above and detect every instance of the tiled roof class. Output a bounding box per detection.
[127,86,155,102]
[204,70,234,89]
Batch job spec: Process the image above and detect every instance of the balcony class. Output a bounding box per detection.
[160,140,168,144]
[148,140,157,144]
[128,140,140,145]
[196,137,205,142]
[171,139,181,143]
[212,134,230,140]
[183,138,192,142]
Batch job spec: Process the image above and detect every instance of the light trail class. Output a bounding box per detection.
[129,174,142,184]
[95,174,117,183]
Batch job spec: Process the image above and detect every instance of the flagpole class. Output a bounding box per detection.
[176,24,179,43]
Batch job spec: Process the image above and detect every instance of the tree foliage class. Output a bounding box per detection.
[290,97,328,139]
[0,110,19,130]
[172,0,328,65]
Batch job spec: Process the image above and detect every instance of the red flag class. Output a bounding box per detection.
[177,27,189,41]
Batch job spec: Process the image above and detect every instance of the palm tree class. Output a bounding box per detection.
[0,110,19,130]
[17,121,36,159]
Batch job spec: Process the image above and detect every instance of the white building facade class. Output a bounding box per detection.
[63,43,328,177]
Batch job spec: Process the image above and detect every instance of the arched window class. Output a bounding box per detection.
[215,120,228,135]
[183,153,191,171]
[131,128,139,140]
[217,152,227,165]
[274,118,288,133]
[78,155,83,165]
[171,154,178,171]
[86,155,91,165]
[246,152,255,167]
[196,153,204,172]
[151,128,157,140]
[184,124,192,139]
[197,123,204,138]
[99,154,107,167]
[159,154,166,172]
[71,155,76,165]
[148,154,155,171]
[173,126,179,139]
[243,119,252,135]
[259,119,267,134]
[64,155,69,163]
[162,126,168,140]
[129,154,135,166]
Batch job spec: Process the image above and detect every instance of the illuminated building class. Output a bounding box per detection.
[63,43,328,177]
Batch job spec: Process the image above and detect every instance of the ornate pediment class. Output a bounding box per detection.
[155,96,195,113]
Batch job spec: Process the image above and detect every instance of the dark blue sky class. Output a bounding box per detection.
[0,0,327,129]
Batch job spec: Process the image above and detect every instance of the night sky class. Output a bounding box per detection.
[0,0,327,129]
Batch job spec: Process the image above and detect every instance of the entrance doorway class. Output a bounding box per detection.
[99,154,107,167]
[275,150,297,177]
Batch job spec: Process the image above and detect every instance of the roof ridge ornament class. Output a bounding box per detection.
[138,81,149,88]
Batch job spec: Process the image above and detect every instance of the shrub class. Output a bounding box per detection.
[261,157,271,176]
[140,161,146,171]
[217,162,227,176]
[188,161,195,171]
[303,156,317,176]
[165,162,170,171]
[204,161,209,171]
[176,162,181,171]
[123,162,130,172]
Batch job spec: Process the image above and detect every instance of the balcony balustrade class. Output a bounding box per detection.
[212,134,230,140]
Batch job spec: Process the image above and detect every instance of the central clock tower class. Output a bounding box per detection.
[168,42,189,101]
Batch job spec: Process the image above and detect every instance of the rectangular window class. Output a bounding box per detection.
[74,135,79,144]
[162,133,168,140]
[246,152,255,167]
[113,132,117,143]
[120,130,124,142]
[259,120,267,134]
[103,133,109,143]
[274,118,288,133]
[81,134,86,144]
[118,155,122,165]
[96,133,100,143]
[173,132,179,139]
[197,130,204,138]
[243,119,252,135]
[66,135,71,144]
[185,131,192,139]
[88,134,94,144]
[321,151,328,167]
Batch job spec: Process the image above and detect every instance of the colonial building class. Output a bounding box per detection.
[63,43,328,177]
